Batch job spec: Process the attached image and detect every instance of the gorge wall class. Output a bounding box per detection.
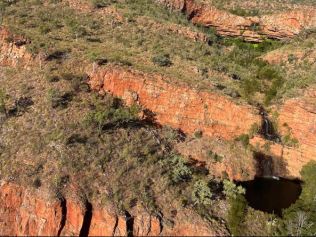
[1,24,315,179]
[88,66,316,180]
[155,0,316,42]
[0,182,221,236]
[88,67,260,140]
[251,88,316,178]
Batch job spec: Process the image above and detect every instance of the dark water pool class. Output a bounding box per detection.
[239,177,302,216]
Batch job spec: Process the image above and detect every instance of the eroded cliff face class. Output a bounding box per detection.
[250,88,316,178]
[88,67,260,140]
[0,182,222,236]
[0,182,63,236]
[155,0,316,42]
[0,27,33,67]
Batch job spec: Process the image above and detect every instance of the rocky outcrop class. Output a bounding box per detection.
[89,66,260,140]
[0,182,63,236]
[156,0,316,42]
[0,27,33,67]
[250,88,316,178]
[0,182,124,236]
[0,182,222,236]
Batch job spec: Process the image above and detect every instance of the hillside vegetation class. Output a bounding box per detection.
[0,0,316,236]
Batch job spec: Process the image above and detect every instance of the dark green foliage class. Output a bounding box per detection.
[227,194,248,235]
[280,162,316,236]
[84,96,140,131]
[48,89,73,109]
[192,180,213,206]
[152,54,172,67]
[170,155,192,184]
[91,0,115,8]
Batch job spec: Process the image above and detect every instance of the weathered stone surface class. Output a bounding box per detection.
[0,27,33,67]
[0,182,222,236]
[250,89,316,178]
[89,67,260,140]
[132,208,162,236]
[0,182,63,236]
[61,200,85,236]
[89,207,125,236]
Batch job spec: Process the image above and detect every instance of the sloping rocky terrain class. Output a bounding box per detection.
[0,0,316,236]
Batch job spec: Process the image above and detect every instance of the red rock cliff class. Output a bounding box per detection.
[0,27,33,67]
[88,67,260,140]
[156,0,316,42]
[250,88,316,178]
[0,182,222,236]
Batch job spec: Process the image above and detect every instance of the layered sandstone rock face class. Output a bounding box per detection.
[0,182,125,236]
[0,182,63,236]
[89,67,260,140]
[0,27,33,67]
[0,182,221,236]
[156,0,316,42]
[250,88,316,178]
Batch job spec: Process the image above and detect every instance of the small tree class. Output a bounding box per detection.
[287,211,314,236]
[152,54,172,67]
[192,180,212,206]
[223,179,245,200]
[170,155,192,184]
[0,89,6,115]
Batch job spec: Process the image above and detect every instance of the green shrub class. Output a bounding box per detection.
[152,54,172,67]
[192,180,213,206]
[91,0,115,8]
[230,7,259,17]
[235,134,250,147]
[223,180,247,235]
[288,54,298,63]
[282,133,299,147]
[194,130,203,139]
[84,98,140,131]
[0,89,6,114]
[223,179,245,200]
[47,89,73,109]
[227,194,247,236]
[264,77,285,105]
[170,155,192,184]
[207,150,223,163]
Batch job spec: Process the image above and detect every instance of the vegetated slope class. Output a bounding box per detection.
[0,0,316,236]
